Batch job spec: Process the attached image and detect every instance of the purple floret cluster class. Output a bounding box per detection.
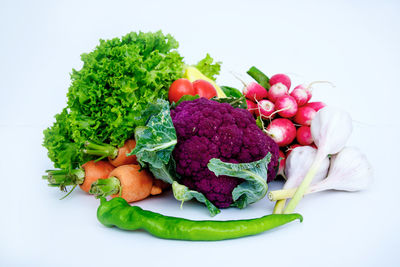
[170,98,279,208]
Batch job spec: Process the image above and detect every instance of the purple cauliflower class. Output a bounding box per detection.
[170,98,279,208]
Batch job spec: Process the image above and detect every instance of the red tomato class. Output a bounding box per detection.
[168,79,195,103]
[192,80,217,99]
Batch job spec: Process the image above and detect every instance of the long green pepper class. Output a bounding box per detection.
[97,197,303,241]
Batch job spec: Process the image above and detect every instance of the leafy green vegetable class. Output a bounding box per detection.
[170,94,200,109]
[172,181,220,217]
[207,153,271,209]
[212,95,247,109]
[43,108,93,169]
[220,86,243,98]
[43,31,185,168]
[129,99,177,184]
[194,53,221,81]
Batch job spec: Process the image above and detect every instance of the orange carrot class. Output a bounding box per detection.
[79,160,115,192]
[110,165,153,202]
[89,165,170,202]
[83,139,138,167]
[43,160,115,197]
[108,139,138,167]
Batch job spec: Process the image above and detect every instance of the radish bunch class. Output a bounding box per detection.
[244,72,327,177]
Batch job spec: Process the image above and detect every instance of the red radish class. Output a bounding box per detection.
[290,87,309,106]
[268,83,288,102]
[304,101,326,112]
[296,126,313,145]
[255,99,275,118]
[243,82,268,101]
[266,118,296,147]
[275,95,298,118]
[277,150,286,177]
[246,99,257,115]
[293,106,317,126]
[269,74,291,89]
[294,84,312,102]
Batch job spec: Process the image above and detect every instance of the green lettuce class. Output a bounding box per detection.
[194,53,221,81]
[43,31,185,168]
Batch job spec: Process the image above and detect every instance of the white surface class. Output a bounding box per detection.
[1,0,399,266]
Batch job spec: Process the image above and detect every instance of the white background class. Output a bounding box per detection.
[1,0,399,266]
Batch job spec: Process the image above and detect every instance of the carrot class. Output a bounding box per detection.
[79,160,115,192]
[150,179,170,195]
[110,165,153,202]
[89,164,168,202]
[43,160,115,196]
[108,139,137,167]
[83,139,138,167]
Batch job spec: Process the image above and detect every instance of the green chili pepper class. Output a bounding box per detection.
[97,197,303,241]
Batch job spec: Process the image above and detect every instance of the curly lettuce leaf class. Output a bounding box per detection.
[195,53,221,81]
[207,153,271,209]
[43,31,185,168]
[129,99,177,184]
[43,108,93,169]
[172,181,220,217]
[65,31,184,148]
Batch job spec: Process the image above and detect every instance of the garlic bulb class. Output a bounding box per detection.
[311,147,373,193]
[284,146,329,189]
[284,107,353,213]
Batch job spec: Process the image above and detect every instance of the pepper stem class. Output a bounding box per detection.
[89,177,121,199]
[83,140,118,160]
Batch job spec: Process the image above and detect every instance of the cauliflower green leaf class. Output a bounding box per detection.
[172,181,221,217]
[207,153,271,209]
[129,99,177,184]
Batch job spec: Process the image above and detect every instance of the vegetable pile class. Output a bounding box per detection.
[42,30,372,241]
[43,31,185,170]
[171,98,279,208]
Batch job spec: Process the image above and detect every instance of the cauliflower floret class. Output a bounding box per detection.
[171,98,279,208]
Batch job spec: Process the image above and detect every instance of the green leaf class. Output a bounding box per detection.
[207,153,271,209]
[172,181,220,217]
[44,31,185,169]
[129,99,177,184]
[220,86,243,98]
[211,95,247,109]
[170,94,200,109]
[194,53,221,81]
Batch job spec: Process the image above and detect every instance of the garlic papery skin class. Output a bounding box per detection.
[272,146,329,214]
[311,106,353,156]
[284,107,353,214]
[269,147,373,201]
[310,146,373,193]
[284,146,329,190]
